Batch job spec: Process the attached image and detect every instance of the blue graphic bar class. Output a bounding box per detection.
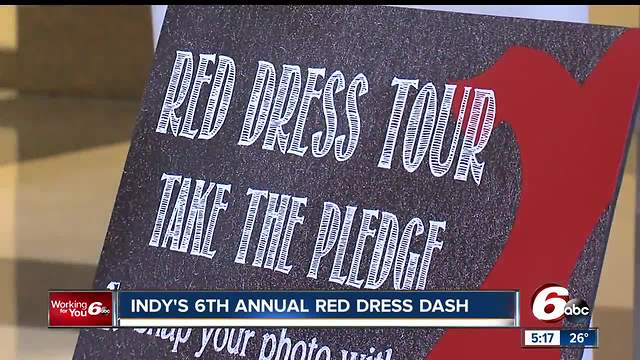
[522,328,598,348]
[560,329,598,348]
[116,290,519,328]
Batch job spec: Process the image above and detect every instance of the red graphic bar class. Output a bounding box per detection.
[48,291,115,327]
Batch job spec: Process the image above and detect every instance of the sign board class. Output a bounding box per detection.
[73,5,640,360]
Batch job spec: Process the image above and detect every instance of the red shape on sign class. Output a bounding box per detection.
[429,29,640,359]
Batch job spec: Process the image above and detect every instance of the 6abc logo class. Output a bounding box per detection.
[88,301,111,316]
[531,284,590,324]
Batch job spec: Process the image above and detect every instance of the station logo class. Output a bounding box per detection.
[531,284,590,324]
[49,291,114,327]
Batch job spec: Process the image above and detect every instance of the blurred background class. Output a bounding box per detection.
[0,5,637,360]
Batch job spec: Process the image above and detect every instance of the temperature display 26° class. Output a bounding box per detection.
[522,329,598,348]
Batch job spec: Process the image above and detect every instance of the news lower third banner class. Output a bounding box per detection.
[49,290,519,328]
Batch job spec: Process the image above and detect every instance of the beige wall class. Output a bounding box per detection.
[0,6,152,97]
[590,5,640,27]
[0,6,17,51]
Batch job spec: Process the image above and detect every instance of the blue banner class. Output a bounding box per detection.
[559,329,598,348]
[116,290,519,328]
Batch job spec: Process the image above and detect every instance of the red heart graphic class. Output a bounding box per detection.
[428,29,640,359]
